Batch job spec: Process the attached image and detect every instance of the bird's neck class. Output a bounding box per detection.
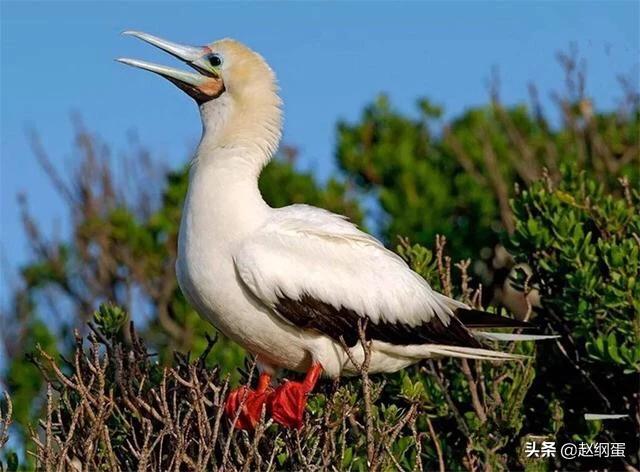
[184,91,282,235]
[196,90,282,178]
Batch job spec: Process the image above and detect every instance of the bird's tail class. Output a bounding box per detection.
[424,330,559,361]
[454,306,559,347]
[417,297,559,361]
[454,308,529,329]
[474,331,559,342]
[424,344,528,361]
[377,342,529,361]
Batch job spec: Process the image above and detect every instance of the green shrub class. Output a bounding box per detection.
[509,167,639,468]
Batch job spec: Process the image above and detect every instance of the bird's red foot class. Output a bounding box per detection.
[268,380,309,429]
[225,373,272,430]
[268,363,323,429]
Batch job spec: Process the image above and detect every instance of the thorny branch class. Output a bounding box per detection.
[0,393,12,452]
[17,319,434,471]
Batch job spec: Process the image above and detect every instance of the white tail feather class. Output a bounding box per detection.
[475,332,560,342]
[426,345,528,361]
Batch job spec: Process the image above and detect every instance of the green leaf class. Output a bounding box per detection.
[606,333,623,364]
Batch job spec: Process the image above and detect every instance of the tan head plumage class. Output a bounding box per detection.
[119,32,283,161]
[206,39,277,100]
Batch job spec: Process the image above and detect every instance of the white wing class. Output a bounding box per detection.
[234,204,464,329]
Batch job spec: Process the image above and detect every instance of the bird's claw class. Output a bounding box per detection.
[267,380,310,429]
[224,385,272,430]
[225,364,322,430]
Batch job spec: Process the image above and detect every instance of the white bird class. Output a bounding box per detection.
[118,32,553,430]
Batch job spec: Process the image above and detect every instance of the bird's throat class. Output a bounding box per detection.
[197,90,282,174]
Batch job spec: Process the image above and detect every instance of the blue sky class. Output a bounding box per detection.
[1,1,638,304]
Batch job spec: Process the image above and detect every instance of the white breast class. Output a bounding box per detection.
[176,155,315,372]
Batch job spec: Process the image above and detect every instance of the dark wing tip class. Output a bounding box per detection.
[275,294,484,349]
[455,308,530,329]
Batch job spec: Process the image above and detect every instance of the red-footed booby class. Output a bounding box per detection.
[118,32,554,430]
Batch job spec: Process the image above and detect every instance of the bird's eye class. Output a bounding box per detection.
[208,54,222,67]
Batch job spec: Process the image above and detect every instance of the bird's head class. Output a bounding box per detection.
[118,31,276,106]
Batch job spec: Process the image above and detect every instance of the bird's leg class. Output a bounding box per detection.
[224,372,273,430]
[268,362,323,429]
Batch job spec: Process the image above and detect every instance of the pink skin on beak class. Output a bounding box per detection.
[117,31,224,103]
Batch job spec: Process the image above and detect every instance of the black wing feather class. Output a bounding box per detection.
[275,294,483,348]
[455,308,530,329]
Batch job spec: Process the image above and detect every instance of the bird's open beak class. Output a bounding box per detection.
[117,31,224,102]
